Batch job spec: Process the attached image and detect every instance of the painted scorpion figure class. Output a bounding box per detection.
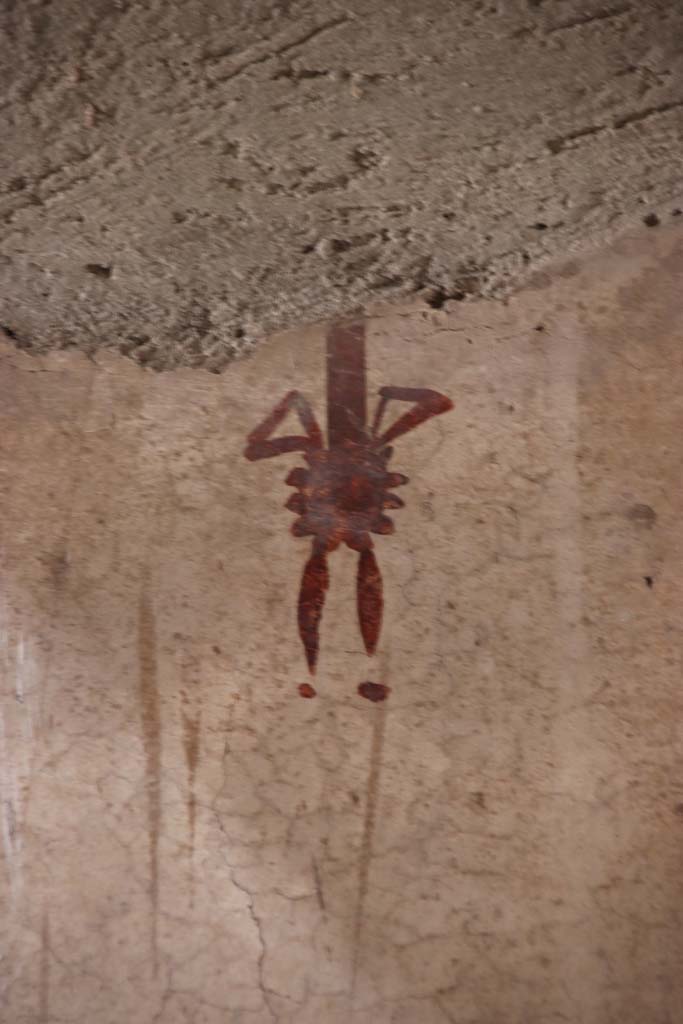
[244,320,453,674]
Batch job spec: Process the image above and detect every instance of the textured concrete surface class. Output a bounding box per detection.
[1,224,683,1022]
[1,0,683,369]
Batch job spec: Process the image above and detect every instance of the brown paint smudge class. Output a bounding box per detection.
[312,857,326,911]
[39,907,49,1023]
[47,548,69,590]
[298,682,317,698]
[138,573,161,974]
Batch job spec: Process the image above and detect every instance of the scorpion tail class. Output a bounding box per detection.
[298,547,329,674]
[357,547,383,656]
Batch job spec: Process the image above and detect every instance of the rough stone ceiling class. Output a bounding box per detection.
[1,0,682,370]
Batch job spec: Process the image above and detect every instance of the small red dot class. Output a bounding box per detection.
[358,681,390,702]
[298,683,317,699]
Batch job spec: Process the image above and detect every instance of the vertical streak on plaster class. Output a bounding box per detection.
[0,622,34,909]
[181,669,201,890]
[39,906,49,1023]
[352,672,388,997]
[138,570,161,975]
[548,322,585,700]
[546,318,595,1017]
[0,710,21,904]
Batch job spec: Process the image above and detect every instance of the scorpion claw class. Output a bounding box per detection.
[357,548,383,655]
[298,549,329,674]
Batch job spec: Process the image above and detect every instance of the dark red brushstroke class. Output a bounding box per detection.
[358,681,390,702]
[327,320,367,446]
[298,549,329,673]
[298,682,317,699]
[244,319,453,684]
[357,548,382,655]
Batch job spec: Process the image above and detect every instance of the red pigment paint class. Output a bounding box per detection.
[358,681,390,702]
[326,319,367,446]
[298,683,317,699]
[244,320,453,682]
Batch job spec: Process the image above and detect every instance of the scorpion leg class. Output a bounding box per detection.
[244,390,323,461]
[357,544,383,656]
[298,545,329,674]
[373,386,453,445]
[286,467,309,488]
